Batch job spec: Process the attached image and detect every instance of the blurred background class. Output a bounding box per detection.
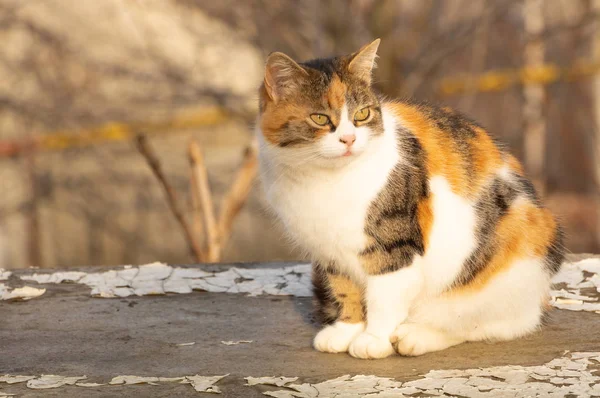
[0,0,599,270]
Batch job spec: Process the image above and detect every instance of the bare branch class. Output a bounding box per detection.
[135,134,204,262]
[189,140,220,262]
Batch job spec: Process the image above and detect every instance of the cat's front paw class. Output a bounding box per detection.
[348,331,395,359]
[314,322,365,353]
[391,323,463,356]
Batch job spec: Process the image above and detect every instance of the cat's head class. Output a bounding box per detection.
[258,39,384,168]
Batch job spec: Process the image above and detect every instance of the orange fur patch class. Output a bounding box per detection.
[328,273,364,323]
[260,101,308,145]
[506,154,525,175]
[389,102,470,196]
[417,196,434,250]
[470,127,503,190]
[389,104,505,197]
[451,200,557,295]
[326,75,347,124]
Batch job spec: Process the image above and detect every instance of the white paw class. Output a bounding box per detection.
[391,323,462,356]
[348,331,395,359]
[314,322,365,353]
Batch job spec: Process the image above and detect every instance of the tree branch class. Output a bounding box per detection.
[135,134,204,262]
[188,140,220,262]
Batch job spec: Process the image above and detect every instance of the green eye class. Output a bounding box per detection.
[354,107,370,122]
[310,114,330,126]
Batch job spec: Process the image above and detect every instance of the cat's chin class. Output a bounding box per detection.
[318,152,363,168]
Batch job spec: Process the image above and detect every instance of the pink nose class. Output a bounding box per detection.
[339,134,356,146]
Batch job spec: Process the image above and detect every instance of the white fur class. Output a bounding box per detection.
[314,321,364,353]
[400,257,550,355]
[421,177,478,293]
[259,104,551,359]
[258,105,399,282]
[392,323,464,356]
[349,265,423,359]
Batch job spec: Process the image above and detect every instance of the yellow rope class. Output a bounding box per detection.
[439,60,600,95]
[37,106,230,151]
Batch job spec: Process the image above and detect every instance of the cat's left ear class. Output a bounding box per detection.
[347,38,380,85]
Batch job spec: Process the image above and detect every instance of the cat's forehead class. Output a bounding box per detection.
[299,56,374,109]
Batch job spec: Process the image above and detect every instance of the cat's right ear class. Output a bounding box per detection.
[264,52,308,103]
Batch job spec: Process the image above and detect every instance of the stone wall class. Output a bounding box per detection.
[0,0,294,268]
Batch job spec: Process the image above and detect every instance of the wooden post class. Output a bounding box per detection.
[522,0,547,196]
[26,152,42,268]
[592,0,600,250]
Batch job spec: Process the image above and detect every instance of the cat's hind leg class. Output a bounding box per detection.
[394,199,563,356]
[399,257,552,356]
[312,263,365,353]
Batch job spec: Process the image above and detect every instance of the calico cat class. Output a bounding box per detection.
[256,39,564,359]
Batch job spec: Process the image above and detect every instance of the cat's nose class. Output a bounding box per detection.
[339,134,356,146]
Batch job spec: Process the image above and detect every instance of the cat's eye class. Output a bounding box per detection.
[310,114,330,126]
[354,107,370,122]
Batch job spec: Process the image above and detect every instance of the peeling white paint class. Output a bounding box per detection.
[176,342,196,346]
[0,269,11,281]
[550,259,600,312]
[1,373,228,394]
[26,375,87,389]
[2,352,599,396]
[252,351,600,397]
[76,382,106,387]
[109,375,161,385]
[186,374,229,393]
[19,262,312,298]
[0,376,35,384]
[246,376,299,387]
[0,285,46,301]
[9,259,600,314]
[221,340,253,346]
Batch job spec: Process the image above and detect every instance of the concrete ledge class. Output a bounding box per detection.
[1,256,599,397]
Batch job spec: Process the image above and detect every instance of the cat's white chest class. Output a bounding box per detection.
[264,135,399,280]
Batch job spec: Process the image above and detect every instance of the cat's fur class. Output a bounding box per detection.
[256,39,564,359]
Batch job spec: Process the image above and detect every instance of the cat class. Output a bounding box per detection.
[256,39,564,359]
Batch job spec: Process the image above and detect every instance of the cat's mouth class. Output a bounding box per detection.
[342,150,353,157]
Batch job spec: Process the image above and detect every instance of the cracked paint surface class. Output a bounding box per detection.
[0,269,11,281]
[249,351,600,397]
[0,285,46,301]
[11,259,600,314]
[0,374,228,394]
[551,258,600,312]
[27,375,87,389]
[221,340,253,346]
[1,353,599,396]
[20,262,312,298]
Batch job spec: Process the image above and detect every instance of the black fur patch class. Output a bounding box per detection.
[545,226,565,275]
[361,127,429,274]
[456,177,518,285]
[311,262,339,325]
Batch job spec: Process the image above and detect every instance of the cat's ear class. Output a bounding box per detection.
[264,52,308,103]
[348,38,380,85]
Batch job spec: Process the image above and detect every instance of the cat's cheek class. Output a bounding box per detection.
[352,127,371,153]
